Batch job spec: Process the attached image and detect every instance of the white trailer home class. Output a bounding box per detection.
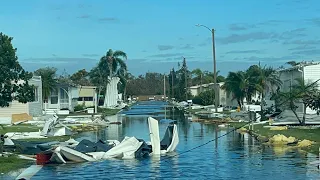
[0,76,43,124]
[278,61,320,114]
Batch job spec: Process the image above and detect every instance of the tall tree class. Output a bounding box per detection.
[191,68,204,92]
[103,49,127,77]
[90,49,127,105]
[0,32,35,107]
[70,69,91,86]
[221,71,246,107]
[204,70,225,83]
[175,58,191,101]
[168,68,177,98]
[34,67,57,103]
[256,66,282,109]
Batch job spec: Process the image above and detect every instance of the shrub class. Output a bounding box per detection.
[74,104,85,111]
[192,90,215,106]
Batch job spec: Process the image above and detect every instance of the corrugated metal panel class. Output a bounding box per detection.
[303,64,320,114]
[304,64,320,84]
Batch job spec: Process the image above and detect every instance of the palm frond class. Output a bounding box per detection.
[113,50,127,60]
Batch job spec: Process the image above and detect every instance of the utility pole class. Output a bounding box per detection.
[212,28,218,113]
[171,69,174,98]
[200,73,203,93]
[184,57,188,101]
[164,74,166,101]
[196,24,218,113]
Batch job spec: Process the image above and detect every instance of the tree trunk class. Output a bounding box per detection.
[123,85,127,102]
[103,82,108,107]
[261,93,265,113]
[97,87,102,106]
[237,99,242,108]
[302,104,307,125]
[291,107,303,125]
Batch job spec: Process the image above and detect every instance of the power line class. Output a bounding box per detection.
[159,121,251,162]
[138,79,320,165]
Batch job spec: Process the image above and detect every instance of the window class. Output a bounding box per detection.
[60,88,69,104]
[84,97,93,101]
[60,88,68,99]
[34,87,39,102]
[50,88,58,104]
[78,97,93,101]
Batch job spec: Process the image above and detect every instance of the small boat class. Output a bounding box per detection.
[59,146,96,162]
[148,117,161,155]
[148,117,179,154]
[31,116,180,165]
[49,146,66,164]
[102,136,143,159]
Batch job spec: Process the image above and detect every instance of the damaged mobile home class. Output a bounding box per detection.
[3,117,179,164]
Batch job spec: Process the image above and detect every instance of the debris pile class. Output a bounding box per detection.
[268,134,297,145]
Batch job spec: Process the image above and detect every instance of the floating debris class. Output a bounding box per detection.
[297,139,314,147]
[269,126,288,131]
[268,134,297,145]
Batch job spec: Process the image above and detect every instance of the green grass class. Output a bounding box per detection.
[230,123,320,154]
[99,108,121,116]
[21,135,73,142]
[0,124,41,134]
[229,122,249,129]
[185,109,204,114]
[0,155,32,174]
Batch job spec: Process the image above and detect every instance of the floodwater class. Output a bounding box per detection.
[5,101,320,179]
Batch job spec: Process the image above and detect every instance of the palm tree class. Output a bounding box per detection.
[191,68,203,92]
[101,49,127,106]
[277,78,319,125]
[250,65,282,108]
[102,49,127,77]
[222,71,246,108]
[34,67,57,103]
[203,70,225,83]
[286,61,299,67]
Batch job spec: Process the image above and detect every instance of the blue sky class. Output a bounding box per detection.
[1,0,320,76]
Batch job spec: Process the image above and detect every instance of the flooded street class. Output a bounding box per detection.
[17,101,320,179]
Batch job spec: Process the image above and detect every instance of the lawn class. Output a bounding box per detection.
[0,155,33,174]
[229,122,320,154]
[0,124,41,134]
[98,108,121,116]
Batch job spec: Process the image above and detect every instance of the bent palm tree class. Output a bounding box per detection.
[101,49,127,106]
[103,49,127,77]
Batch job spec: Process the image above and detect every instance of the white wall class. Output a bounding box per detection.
[28,76,43,116]
[190,88,199,97]
[278,65,320,114]
[0,101,29,118]
[0,76,43,119]
[304,64,320,114]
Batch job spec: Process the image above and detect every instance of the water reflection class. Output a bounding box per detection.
[7,101,320,179]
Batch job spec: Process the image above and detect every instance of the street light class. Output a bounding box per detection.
[195,24,218,113]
